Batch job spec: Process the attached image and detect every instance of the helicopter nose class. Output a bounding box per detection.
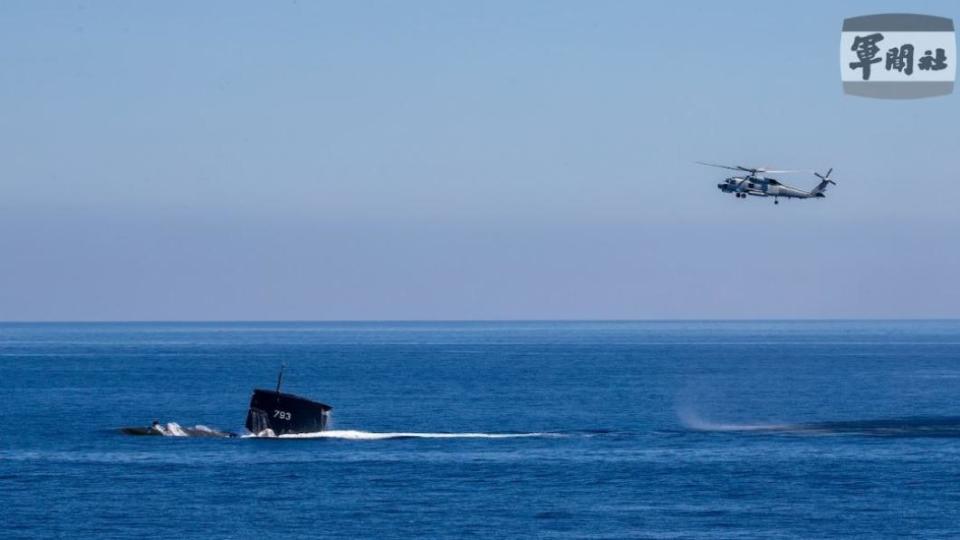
[717,184,724,190]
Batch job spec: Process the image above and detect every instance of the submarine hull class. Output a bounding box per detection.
[245,389,332,435]
[120,426,163,436]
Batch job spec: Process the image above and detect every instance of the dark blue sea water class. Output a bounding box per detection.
[4,321,960,539]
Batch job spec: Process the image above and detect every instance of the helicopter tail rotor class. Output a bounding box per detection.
[811,168,837,197]
[814,168,836,185]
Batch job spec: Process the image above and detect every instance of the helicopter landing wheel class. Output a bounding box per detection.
[774,199,779,205]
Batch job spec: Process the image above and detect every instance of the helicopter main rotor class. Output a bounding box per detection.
[695,161,810,176]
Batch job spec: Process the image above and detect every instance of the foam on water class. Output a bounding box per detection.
[124,422,235,438]
[127,422,556,440]
[257,430,552,440]
[157,422,188,437]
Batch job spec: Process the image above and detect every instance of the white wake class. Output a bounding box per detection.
[248,429,551,440]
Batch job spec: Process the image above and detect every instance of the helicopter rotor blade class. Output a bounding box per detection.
[695,161,745,172]
[698,162,809,175]
[754,168,810,174]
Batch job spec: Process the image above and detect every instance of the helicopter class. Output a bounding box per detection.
[697,162,837,204]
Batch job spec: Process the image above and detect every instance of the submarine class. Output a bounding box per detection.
[244,365,332,436]
[119,366,331,437]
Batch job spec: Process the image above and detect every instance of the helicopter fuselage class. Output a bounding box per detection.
[717,176,823,199]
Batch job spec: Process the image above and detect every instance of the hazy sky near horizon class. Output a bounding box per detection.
[2,1,960,320]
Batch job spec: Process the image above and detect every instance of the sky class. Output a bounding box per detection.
[1,0,959,320]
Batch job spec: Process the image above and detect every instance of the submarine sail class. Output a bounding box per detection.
[244,366,332,435]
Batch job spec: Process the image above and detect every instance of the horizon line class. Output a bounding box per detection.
[1,318,959,324]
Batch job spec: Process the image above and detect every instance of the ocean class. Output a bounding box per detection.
[3,320,960,539]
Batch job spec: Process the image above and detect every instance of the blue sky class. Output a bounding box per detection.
[1,1,959,320]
